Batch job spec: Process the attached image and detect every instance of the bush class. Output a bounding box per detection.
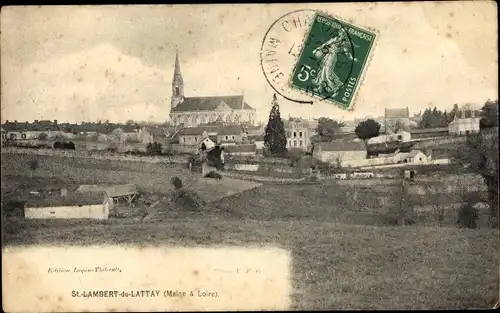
[171,189,205,211]
[146,142,162,155]
[29,159,39,171]
[305,174,319,182]
[204,171,222,179]
[2,200,25,218]
[457,203,479,228]
[171,176,183,189]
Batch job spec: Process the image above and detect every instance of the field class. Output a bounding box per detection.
[1,152,499,309]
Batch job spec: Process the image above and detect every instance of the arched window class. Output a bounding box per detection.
[21,133,27,139]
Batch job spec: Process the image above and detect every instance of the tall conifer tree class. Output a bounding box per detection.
[264,94,287,155]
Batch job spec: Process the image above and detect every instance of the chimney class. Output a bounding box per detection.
[34,120,39,124]
[54,120,58,125]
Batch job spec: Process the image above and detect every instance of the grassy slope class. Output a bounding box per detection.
[1,153,498,309]
[2,218,498,310]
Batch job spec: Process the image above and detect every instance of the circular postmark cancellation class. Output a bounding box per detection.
[260,9,377,111]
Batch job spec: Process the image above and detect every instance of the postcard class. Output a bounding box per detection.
[1,2,498,311]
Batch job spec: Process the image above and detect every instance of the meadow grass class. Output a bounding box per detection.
[2,152,498,309]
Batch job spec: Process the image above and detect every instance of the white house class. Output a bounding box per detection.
[448,104,482,135]
[313,140,367,167]
[367,130,411,145]
[394,150,429,164]
[24,191,111,220]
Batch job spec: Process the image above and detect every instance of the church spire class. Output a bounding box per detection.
[171,50,185,109]
[173,50,183,84]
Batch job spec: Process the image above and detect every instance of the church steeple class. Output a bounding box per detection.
[171,50,184,109]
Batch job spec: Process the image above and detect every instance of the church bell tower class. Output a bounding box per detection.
[171,51,184,109]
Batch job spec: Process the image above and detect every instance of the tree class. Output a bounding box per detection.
[264,94,287,156]
[28,159,39,179]
[355,119,381,141]
[146,142,162,155]
[453,129,498,228]
[37,133,48,140]
[315,117,345,140]
[418,107,448,129]
[448,103,459,123]
[479,100,498,129]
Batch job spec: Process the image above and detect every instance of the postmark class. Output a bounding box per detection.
[260,10,377,110]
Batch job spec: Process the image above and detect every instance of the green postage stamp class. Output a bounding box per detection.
[289,12,377,110]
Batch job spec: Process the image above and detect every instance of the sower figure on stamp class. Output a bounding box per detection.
[312,29,358,95]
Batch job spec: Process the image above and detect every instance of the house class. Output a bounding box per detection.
[394,150,429,164]
[285,117,311,151]
[217,125,244,144]
[1,120,66,140]
[242,125,263,136]
[448,103,482,136]
[24,191,111,220]
[384,107,410,133]
[367,130,411,145]
[313,140,367,167]
[177,127,211,145]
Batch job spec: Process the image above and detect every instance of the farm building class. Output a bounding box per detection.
[313,141,366,167]
[24,191,111,220]
[217,125,245,144]
[394,150,429,164]
[104,184,139,208]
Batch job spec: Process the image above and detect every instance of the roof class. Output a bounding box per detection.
[178,127,216,136]
[385,108,409,119]
[104,184,138,198]
[248,134,264,141]
[171,95,254,112]
[317,140,366,152]
[143,126,169,137]
[177,125,244,136]
[2,121,63,132]
[218,125,243,135]
[25,191,106,208]
[407,150,424,158]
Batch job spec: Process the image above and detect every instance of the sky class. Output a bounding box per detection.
[1,2,498,124]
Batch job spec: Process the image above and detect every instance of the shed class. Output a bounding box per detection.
[24,191,111,220]
[104,184,139,207]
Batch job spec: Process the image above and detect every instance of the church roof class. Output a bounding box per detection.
[171,95,254,112]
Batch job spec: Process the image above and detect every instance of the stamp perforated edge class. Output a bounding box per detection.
[284,10,381,112]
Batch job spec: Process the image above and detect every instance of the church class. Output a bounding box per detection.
[169,52,257,128]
